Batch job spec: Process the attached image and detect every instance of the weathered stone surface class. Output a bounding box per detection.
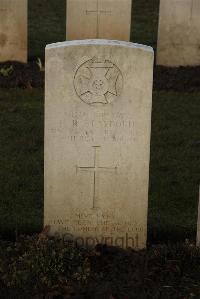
[157,0,200,66]
[66,0,132,41]
[44,40,154,250]
[0,0,27,62]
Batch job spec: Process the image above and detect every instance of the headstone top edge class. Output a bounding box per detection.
[45,39,154,53]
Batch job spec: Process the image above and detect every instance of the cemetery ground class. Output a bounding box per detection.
[0,87,199,243]
[0,0,200,298]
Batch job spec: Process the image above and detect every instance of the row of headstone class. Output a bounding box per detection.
[0,0,132,63]
[44,1,200,249]
[1,0,200,66]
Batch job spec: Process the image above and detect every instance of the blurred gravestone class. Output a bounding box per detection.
[0,0,27,62]
[157,0,200,66]
[66,0,132,41]
[44,40,153,250]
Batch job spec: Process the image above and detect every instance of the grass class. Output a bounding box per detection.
[0,89,43,238]
[149,91,200,242]
[132,0,160,49]
[0,88,199,241]
[0,0,199,241]
[28,0,66,60]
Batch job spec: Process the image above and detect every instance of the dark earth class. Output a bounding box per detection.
[0,61,44,89]
[1,233,200,299]
[1,61,200,92]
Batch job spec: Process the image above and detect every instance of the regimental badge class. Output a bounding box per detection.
[74,57,123,105]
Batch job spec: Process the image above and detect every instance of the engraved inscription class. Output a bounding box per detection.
[0,33,7,47]
[190,0,200,21]
[85,0,111,38]
[48,111,135,144]
[49,210,144,249]
[76,146,117,209]
[74,57,123,105]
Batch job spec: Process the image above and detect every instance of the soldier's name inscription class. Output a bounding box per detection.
[48,111,135,143]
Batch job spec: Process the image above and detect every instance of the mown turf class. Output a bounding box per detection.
[28,0,66,60]
[0,88,199,241]
[149,91,200,242]
[132,0,160,49]
[0,89,44,238]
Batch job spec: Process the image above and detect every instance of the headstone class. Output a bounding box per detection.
[197,186,200,246]
[157,0,200,66]
[0,0,27,63]
[44,40,154,250]
[66,0,132,41]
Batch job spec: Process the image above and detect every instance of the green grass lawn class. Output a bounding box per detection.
[0,88,199,241]
[28,0,66,60]
[0,89,44,238]
[0,0,199,241]
[149,91,200,241]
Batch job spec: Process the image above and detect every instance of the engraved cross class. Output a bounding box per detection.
[189,0,199,21]
[190,0,194,20]
[77,146,117,209]
[86,0,111,38]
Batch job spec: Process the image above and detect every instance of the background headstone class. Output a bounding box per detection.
[157,0,200,66]
[0,0,27,63]
[197,186,200,246]
[66,0,132,41]
[44,40,153,250]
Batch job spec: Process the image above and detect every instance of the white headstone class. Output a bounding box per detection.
[66,0,132,41]
[157,0,200,66]
[0,0,27,63]
[44,40,154,250]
